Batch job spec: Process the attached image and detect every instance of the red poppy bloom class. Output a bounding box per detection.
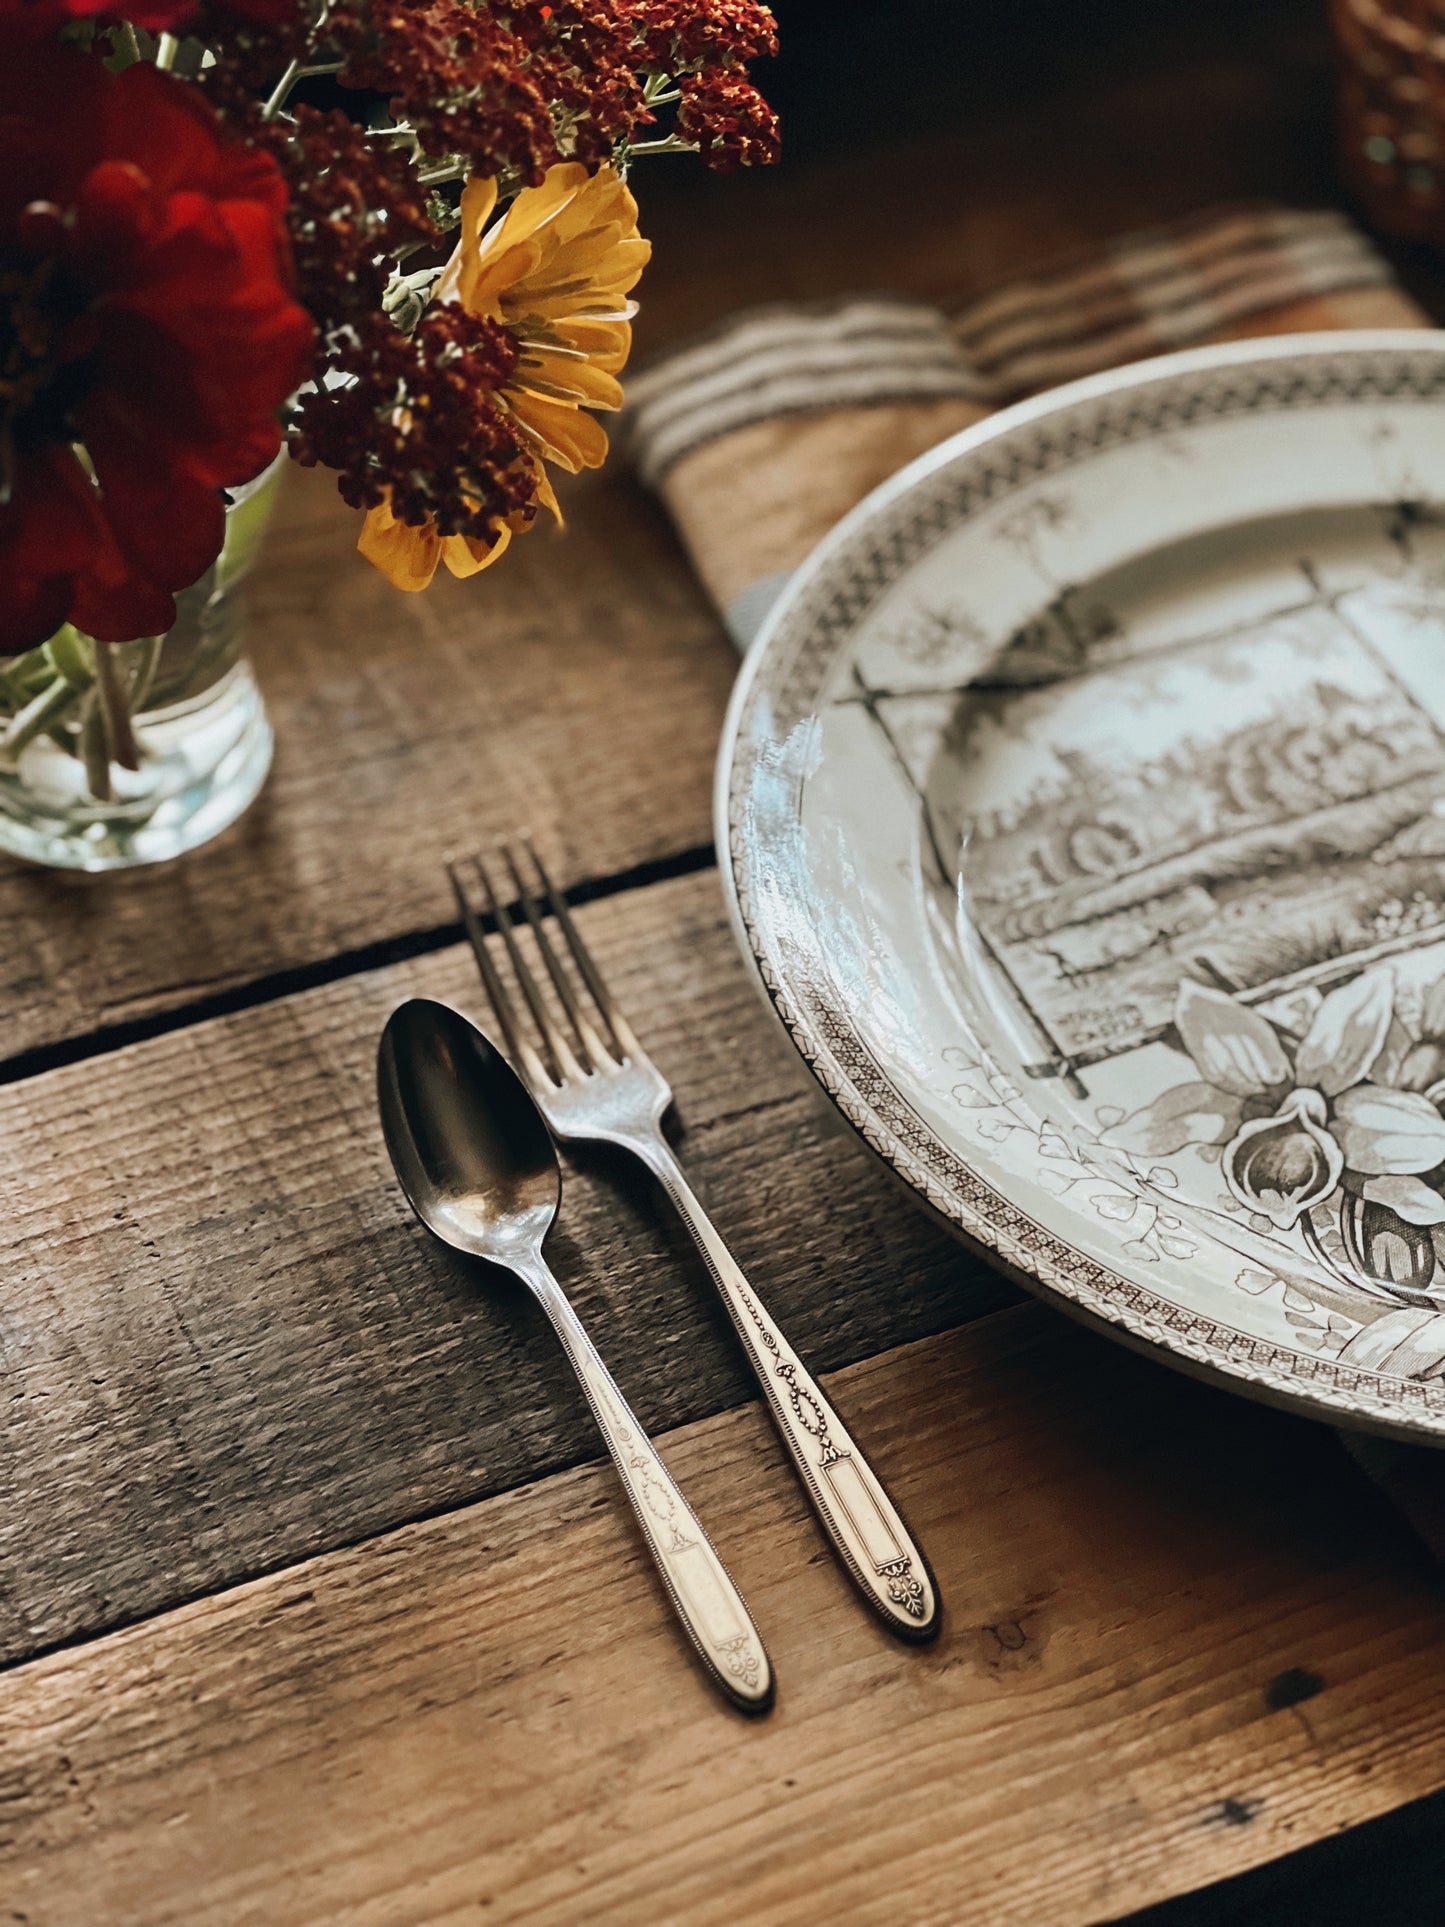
[0,46,314,652]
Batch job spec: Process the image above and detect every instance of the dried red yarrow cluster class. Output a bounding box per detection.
[499,0,780,173]
[331,0,779,178]
[676,69,778,169]
[246,104,439,339]
[275,0,776,547]
[289,307,537,543]
[333,1,557,177]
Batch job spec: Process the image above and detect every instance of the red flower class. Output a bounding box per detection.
[0,0,297,37]
[0,46,314,652]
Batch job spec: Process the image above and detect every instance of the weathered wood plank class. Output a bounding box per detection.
[0,868,1011,1669]
[0,466,735,1057]
[3,1308,1443,1927]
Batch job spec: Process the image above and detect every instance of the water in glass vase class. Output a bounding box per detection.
[0,456,283,871]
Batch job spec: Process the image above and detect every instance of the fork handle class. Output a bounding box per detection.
[641,1143,940,1642]
[517,1252,774,1714]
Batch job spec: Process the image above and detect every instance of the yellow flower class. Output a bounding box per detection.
[359,162,650,590]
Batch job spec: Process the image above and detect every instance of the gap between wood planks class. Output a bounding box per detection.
[0,841,718,1089]
[0,1069,914,1688]
[0,867,1009,1676]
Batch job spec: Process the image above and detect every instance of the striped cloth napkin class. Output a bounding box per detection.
[624,200,1445,1556]
[624,203,1423,650]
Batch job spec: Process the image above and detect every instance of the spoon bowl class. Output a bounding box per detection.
[379,998,558,1267]
[376,995,773,1713]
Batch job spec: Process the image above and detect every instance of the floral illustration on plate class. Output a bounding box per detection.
[1106,965,1445,1301]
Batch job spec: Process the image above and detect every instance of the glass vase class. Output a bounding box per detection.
[0,457,283,871]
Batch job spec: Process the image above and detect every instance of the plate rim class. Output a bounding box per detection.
[714,327,1445,1444]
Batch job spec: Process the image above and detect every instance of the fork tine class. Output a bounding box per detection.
[524,838,642,1058]
[469,849,586,1085]
[501,844,616,1070]
[446,858,555,1092]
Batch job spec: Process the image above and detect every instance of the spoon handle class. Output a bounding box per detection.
[519,1253,774,1715]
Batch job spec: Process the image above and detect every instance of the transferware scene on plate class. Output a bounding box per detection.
[725,340,1445,1435]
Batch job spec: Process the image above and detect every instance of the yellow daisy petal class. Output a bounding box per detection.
[534,465,562,525]
[439,173,500,307]
[442,523,512,578]
[468,237,546,315]
[547,317,633,370]
[358,499,443,590]
[507,392,611,472]
[476,163,588,270]
[513,350,625,410]
[413,162,646,586]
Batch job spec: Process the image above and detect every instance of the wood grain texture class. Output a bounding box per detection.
[0,868,1012,1670]
[5,1307,1445,1927]
[0,468,736,1059]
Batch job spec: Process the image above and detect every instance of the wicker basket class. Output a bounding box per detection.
[1335,0,1445,242]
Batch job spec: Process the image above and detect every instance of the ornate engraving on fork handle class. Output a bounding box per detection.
[820,1455,927,1621]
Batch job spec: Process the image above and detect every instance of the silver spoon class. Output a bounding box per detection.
[377,997,774,1715]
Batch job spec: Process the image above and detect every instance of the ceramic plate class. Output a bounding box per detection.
[718,332,1445,1441]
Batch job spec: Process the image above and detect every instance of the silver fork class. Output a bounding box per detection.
[447,842,940,1642]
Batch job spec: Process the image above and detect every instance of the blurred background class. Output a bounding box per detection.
[635,0,1445,354]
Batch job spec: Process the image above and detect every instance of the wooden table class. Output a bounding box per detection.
[6,6,1445,1923]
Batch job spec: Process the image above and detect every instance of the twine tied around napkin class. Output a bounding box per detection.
[622,200,1445,1554]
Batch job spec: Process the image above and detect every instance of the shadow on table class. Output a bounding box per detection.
[1110,1782,1445,1927]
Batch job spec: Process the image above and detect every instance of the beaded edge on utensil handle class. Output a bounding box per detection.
[649,1150,940,1641]
[528,1262,774,1713]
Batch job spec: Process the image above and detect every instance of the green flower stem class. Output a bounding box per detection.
[94,640,140,771]
[0,665,33,713]
[2,643,66,702]
[79,692,113,804]
[0,673,90,762]
[127,635,163,713]
[104,21,142,69]
[261,0,332,117]
[260,56,303,118]
[624,136,697,157]
[46,623,92,686]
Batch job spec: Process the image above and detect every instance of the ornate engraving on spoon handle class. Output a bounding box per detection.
[521,1255,773,1714]
[644,1143,940,1641]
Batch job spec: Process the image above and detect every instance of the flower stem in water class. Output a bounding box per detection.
[94,640,140,771]
[0,673,90,762]
[79,691,113,803]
